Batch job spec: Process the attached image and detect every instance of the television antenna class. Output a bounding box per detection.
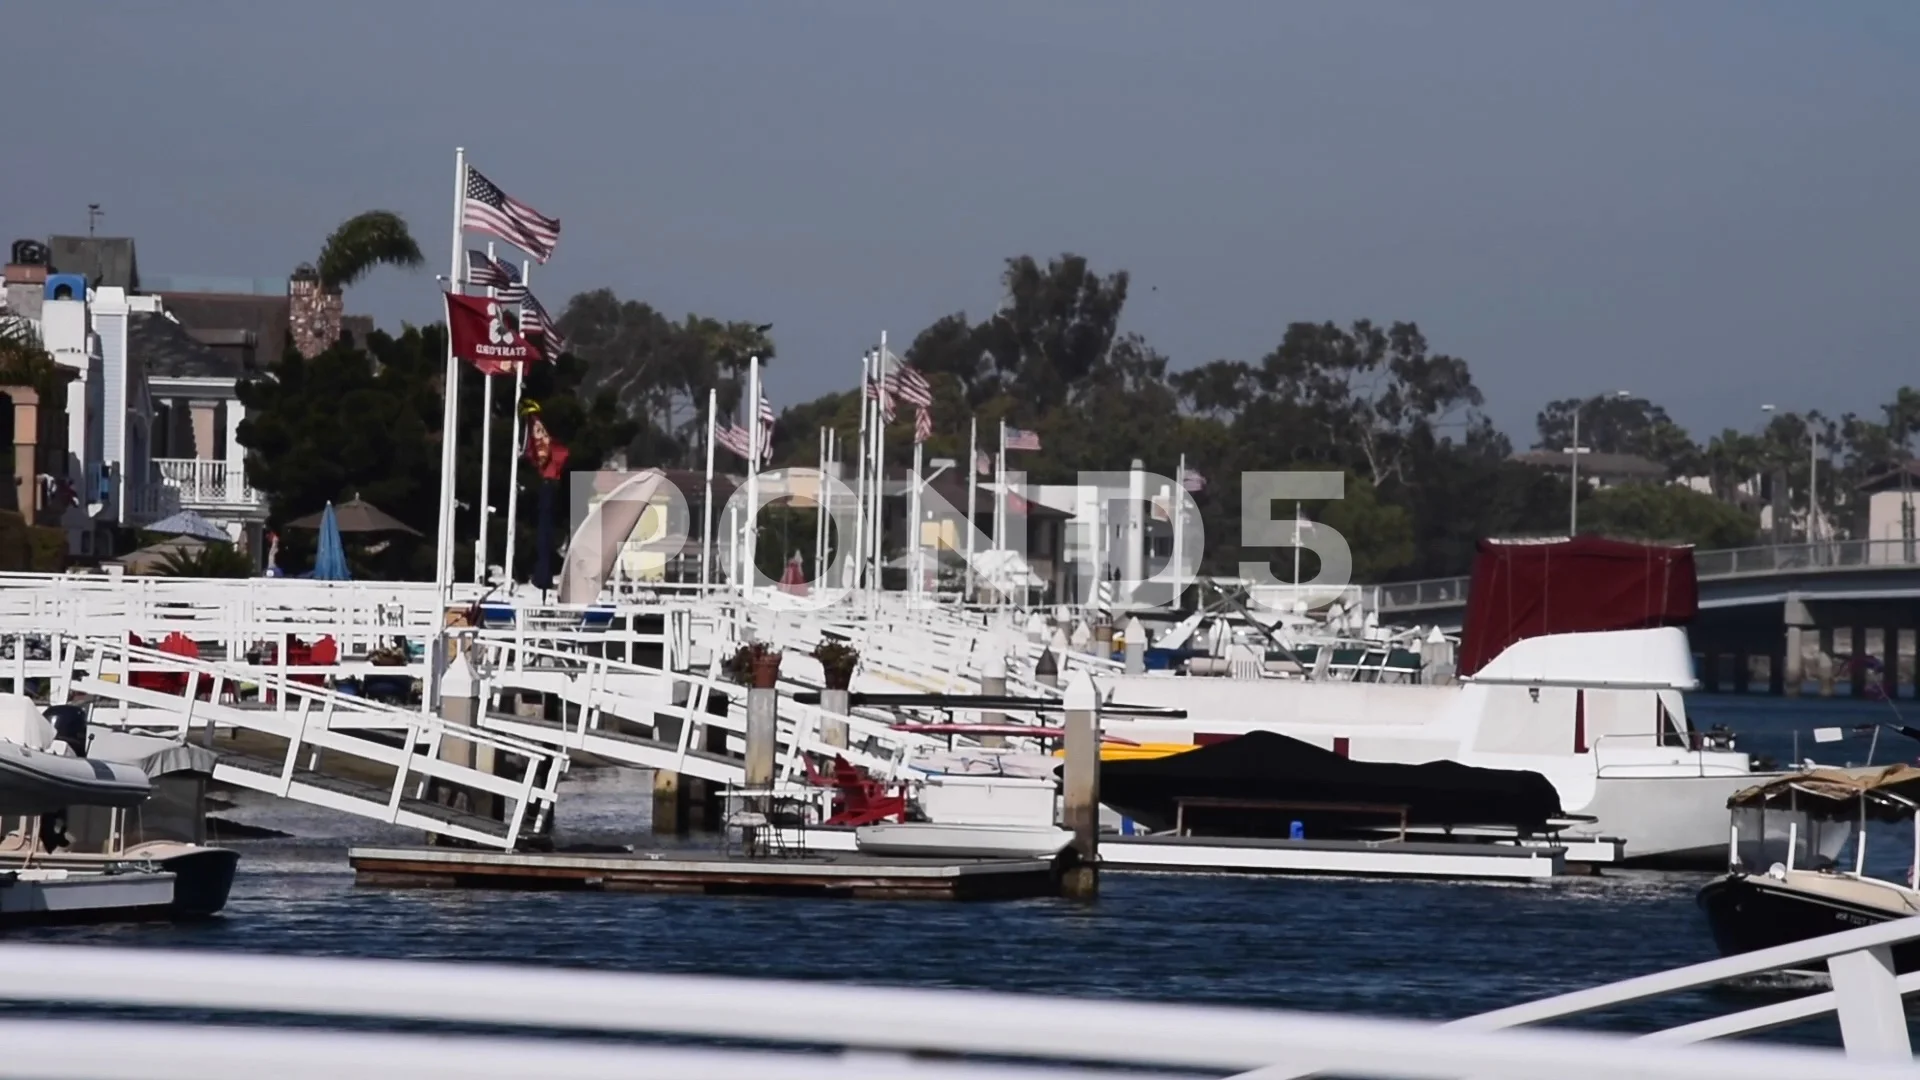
[86,204,103,237]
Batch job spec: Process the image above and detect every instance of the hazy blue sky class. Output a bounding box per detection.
[7,1,1917,442]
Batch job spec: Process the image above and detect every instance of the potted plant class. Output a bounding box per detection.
[813,640,860,691]
[726,641,783,689]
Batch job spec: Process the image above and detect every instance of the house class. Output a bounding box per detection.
[1856,462,1920,562]
[2,238,269,559]
[1510,449,1668,488]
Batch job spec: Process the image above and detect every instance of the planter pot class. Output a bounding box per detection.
[821,665,855,691]
[750,652,783,689]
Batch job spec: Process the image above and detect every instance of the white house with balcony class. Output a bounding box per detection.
[12,267,264,559]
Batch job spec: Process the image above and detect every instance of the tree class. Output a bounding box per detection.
[1580,484,1758,549]
[1535,395,1698,475]
[154,543,254,579]
[314,211,424,290]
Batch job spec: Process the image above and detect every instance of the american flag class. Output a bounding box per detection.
[913,406,932,444]
[464,249,526,302]
[1181,470,1206,493]
[864,351,895,422]
[462,165,561,263]
[1003,426,1041,452]
[886,360,934,409]
[519,292,565,360]
[715,391,776,464]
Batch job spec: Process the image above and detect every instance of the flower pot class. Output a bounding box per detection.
[750,651,783,689]
[821,664,855,691]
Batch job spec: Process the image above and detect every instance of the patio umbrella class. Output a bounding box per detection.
[143,509,230,544]
[286,495,421,536]
[311,503,351,581]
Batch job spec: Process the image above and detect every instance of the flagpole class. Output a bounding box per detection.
[473,242,500,587]
[434,147,467,609]
[500,260,531,591]
[995,420,1007,553]
[964,416,977,604]
[744,355,762,593]
[908,435,924,601]
[872,331,888,595]
[700,388,716,590]
[851,350,872,591]
[813,426,827,584]
[1172,453,1187,607]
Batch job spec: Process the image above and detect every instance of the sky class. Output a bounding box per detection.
[6,1,1918,443]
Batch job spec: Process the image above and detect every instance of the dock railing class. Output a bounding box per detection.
[0,934,1914,1080]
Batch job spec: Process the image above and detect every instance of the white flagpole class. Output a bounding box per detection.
[1172,453,1187,605]
[813,426,827,583]
[964,416,977,604]
[908,434,924,600]
[995,420,1007,552]
[744,355,762,592]
[474,241,499,587]
[500,259,531,590]
[851,350,872,590]
[872,332,889,593]
[700,388,716,589]
[434,147,467,605]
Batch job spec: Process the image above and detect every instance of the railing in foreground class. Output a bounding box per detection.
[0,919,1916,1080]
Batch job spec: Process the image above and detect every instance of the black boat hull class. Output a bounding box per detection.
[1697,873,1920,973]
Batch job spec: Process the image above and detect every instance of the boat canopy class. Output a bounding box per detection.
[1727,765,1920,820]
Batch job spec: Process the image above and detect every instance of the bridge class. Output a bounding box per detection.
[1375,538,1920,696]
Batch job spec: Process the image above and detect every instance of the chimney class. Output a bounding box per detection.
[4,239,51,321]
[287,262,342,359]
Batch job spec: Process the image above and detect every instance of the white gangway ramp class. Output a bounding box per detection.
[0,920,1917,1078]
[48,635,562,849]
[468,628,938,787]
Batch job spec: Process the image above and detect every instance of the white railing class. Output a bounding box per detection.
[150,457,258,508]
[0,937,1913,1079]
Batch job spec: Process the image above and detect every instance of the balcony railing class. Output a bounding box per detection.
[149,457,258,509]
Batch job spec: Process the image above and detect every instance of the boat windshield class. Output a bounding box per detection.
[1732,806,1853,874]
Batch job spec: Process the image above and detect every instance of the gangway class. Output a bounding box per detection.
[46,635,562,850]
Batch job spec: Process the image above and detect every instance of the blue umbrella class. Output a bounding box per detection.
[312,502,351,581]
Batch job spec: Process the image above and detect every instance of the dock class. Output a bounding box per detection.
[347,845,1060,900]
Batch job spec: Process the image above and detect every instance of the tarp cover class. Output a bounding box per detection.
[1098,731,1564,834]
[1458,536,1697,677]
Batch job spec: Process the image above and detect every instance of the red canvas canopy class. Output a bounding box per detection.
[1457,536,1697,677]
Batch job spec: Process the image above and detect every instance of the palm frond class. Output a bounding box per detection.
[315,211,425,290]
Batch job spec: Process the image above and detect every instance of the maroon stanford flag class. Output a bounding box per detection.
[445,292,538,376]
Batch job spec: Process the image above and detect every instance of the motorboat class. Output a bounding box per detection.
[854,822,1072,860]
[0,696,149,814]
[1697,765,1920,974]
[1094,538,1775,867]
[0,700,238,921]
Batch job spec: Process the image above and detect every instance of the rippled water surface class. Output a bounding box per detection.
[12,695,1917,1048]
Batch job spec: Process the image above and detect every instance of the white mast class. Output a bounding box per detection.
[433,147,467,606]
[500,258,532,591]
[851,349,873,590]
[964,416,978,604]
[744,356,763,592]
[700,388,716,589]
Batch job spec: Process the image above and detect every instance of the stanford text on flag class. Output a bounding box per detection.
[462,165,561,263]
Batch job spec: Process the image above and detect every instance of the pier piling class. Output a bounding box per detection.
[820,688,850,749]
[744,684,777,789]
[1061,670,1100,901]
[979,651,1008,748]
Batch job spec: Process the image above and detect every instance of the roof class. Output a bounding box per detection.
[1728,765,1920,820]
[47,236,138,290]
[1511,450,1667,479]
[151,292,290,368]
[128,312,244,380]
[921,472,1072,521]
[1857,460,1920,495]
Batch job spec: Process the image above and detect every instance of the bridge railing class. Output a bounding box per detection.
[1377,538,1920,615]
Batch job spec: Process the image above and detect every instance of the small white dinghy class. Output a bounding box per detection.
[854,822,1073,860]
[0,696,149,815]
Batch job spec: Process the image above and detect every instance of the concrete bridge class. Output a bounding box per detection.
[1376,539,1920,696]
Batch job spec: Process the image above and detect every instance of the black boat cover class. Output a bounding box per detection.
[1098,731,1564,835]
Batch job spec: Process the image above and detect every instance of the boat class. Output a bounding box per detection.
[1697,765,1920,973]
[0,700,239,921]
[854,822,1072,859]
[1093,537,1774,867]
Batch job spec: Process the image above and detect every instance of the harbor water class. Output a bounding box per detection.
[8,695,1917,1047]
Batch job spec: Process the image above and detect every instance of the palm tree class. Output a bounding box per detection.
[291,211,424,359]
[153,542,254,579]
[314,211,424,290]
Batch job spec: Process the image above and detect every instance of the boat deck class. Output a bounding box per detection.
[347,845,1060,900]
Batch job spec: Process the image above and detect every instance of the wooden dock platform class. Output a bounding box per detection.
[347,846,1060,900]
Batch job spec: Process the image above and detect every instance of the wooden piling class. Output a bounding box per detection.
[1123,617,1146,675]
[820,688,851,749]
[744,685,777,789]
[979,651,1008,748]
[1061,670,1100,901]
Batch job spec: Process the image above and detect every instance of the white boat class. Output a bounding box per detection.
[854,822,1072,859]
[1097,626,1764,867]
[0,696,149,815]
[0,866,177,926]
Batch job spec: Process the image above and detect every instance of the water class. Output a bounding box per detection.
[10,696,1913,1049]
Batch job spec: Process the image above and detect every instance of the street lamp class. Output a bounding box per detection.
[1567,390,1631,536]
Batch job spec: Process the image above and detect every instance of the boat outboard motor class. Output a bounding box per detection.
[44,704,89,758]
